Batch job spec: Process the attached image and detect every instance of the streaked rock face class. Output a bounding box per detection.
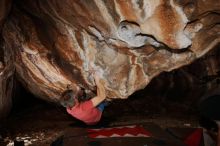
[1,0,220,105]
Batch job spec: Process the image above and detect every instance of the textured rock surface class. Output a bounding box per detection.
[1,0,220,105]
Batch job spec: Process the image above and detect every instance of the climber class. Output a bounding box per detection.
[60,74,107,125]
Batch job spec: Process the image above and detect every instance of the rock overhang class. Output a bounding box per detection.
[0,0,220,104]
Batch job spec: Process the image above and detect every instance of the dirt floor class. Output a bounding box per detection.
[0,93,199,146]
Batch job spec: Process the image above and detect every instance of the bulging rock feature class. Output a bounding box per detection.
[0,0,220,106]
[117,21,161,47]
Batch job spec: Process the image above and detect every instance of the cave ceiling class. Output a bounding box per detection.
[0,0,220,117]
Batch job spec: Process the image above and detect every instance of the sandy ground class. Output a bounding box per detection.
[0,95,199,146]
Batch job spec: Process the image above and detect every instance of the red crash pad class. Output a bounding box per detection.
[184,128,203,146]
[87,125,152,138]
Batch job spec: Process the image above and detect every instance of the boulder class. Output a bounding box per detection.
[1,0,220,104]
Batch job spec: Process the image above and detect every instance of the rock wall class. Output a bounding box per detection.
[146,45,220,104]
[0,38,14,119]
[0,0,13,119]
[1,0,220,106]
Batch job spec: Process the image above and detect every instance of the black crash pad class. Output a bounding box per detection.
[51,123,186,146]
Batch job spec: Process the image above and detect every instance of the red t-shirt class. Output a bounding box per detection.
[66,100,102,125]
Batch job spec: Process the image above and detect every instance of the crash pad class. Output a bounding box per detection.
[51,123,185,146]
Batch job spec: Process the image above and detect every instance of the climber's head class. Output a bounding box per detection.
[60,90,77,108]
